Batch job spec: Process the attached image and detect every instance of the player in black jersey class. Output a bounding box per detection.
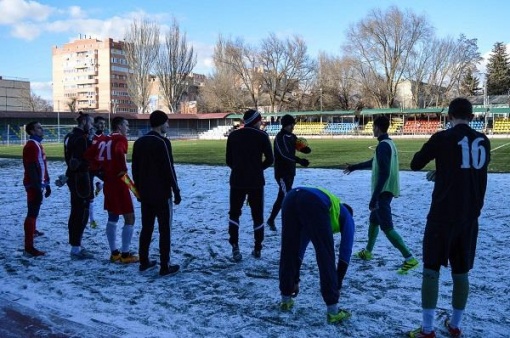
[408,97,490,338]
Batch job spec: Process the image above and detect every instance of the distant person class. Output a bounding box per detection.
[22,121,51,257]
[266,114,310,231]
[343,116,417,274]
[100,116,138,264]
[226,109,274,261]
[408,98,490,338]
[64,112,95,259]
[279,187,354,324]
[87,116,107,229]
[132,110,181,276]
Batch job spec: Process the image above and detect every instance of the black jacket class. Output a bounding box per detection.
[64,127,91,176]
[273,128,301,179]
[226,125,274,189]
[411,124,490,222]
[132,131,180,204]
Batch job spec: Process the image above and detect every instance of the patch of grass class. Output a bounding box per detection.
[1,137,509,172]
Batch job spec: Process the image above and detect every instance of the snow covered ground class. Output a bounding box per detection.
[0,158,508,337]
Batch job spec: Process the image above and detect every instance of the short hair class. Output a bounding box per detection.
[25,121,39,135]
[94,116,106,123]
[76,111,90,124]
[111,116,126,131]
[448,97,473,120]
[373,116,390,133]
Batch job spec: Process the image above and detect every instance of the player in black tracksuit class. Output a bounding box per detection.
[267,114,310,231]
[409,98,490,337]
[64,112,94,259]
[226,109,274,261]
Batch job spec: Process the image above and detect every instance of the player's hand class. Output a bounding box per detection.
[44,185,52,198]
[173,190,181,205]
[297,158,309,167]
[426,170,436,182]
[300,146,311,154]
[343,163,353,175]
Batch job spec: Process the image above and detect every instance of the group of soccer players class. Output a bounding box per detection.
[21,97,490,336]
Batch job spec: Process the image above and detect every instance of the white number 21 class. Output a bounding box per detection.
[458,137,487,169]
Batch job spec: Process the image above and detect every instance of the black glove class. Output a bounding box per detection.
[44,185,52,198]
[300,146,311,154]
[297,158,310,167]
[173,190,181,205]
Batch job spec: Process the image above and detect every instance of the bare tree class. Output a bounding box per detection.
[67,97,77,113]
[425,35,481,106]
[124,19,160,114]
[19,90,52,111]
[259,33,316,112]
[316,53,360,110]
[214,35,262,110]
[344,6,433,108]
[155,19,197,113]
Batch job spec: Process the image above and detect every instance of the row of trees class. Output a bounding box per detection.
[124,19,196,114]
[40,7,506,113]
[199,7,486,112]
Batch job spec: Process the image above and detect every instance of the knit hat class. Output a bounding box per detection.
[281,114,296,127]
[243,109,262,126]
[150,110,168,127]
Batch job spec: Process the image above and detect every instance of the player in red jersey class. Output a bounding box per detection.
[86,116,107,228]
[99,116,138,263]
[22,121,51,257]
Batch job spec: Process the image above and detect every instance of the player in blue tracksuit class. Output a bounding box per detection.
[279,186,354,323]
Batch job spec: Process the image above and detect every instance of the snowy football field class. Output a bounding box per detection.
[0,158,508,337]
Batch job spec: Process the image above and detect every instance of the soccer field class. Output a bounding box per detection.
[1,137,510,172]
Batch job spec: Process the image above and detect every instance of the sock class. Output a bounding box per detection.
[106,221,117,252]
[326,303,338,315]
[422,268,440,309]
[450,308,464,329]
[366,223,379,252]
[24,217,36,250]
[422,308,435,333]
[89,200,95,222]
[71,246,81,254]
[121,224,134,253]
[384,229,411,258]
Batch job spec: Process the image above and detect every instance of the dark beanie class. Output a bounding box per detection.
[281,114,295,127]
[243,109,262,126]
[150,110,168,127]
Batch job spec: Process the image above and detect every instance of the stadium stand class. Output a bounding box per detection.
[492,118,510,134]
[402,120,442,135]
[198,125,232,140]
[322,122,359,135]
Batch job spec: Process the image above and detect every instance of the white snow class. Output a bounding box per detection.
[0,158,508,337]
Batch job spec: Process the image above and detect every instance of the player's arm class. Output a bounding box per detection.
[337,204,355,291]
[410,135,438,171]
[261,134,274,170]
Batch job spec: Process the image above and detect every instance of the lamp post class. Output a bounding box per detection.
[319,87,323,112]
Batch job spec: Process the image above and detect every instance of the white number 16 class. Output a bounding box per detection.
[458,136,487,169]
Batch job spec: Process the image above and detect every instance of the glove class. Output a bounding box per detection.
[426,170,436,182]
[173,190,182,205]
[95,182,103,196]
[297,158,310,167]
[44,185,52,198]
[300,146,311,154]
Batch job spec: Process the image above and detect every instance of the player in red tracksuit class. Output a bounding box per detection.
[100,116,138,264]
[22,121,51,257]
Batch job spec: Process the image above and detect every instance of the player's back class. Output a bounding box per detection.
[430,124,490,222]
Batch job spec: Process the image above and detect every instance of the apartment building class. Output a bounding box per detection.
[0,76,30,111]
[52,37,137,114]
